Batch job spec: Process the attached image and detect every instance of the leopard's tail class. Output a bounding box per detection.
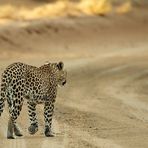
[0,97,5,116]
[0,75,7,117]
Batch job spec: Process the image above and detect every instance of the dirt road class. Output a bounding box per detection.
[0,8,148,148]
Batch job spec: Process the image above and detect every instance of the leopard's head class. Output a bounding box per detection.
[56,61,67,87]
[44,61,67,87]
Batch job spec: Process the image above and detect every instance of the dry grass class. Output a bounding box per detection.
[77,0,112,16]
[0,0,133,21]
[115,1,132,14]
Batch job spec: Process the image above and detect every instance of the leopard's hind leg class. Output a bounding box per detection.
[7,119,23,139]
[7,117,15,139]
[14,122,23,137]
[7,97,24,139]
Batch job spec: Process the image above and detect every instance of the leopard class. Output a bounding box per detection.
[0,61,67,139]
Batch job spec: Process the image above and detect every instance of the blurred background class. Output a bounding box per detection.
[0,0,147,61]
[0,0,147,20]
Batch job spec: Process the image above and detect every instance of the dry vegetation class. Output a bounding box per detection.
[0,0,135,21]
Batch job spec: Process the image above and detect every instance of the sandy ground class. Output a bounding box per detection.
[0,7,148,148]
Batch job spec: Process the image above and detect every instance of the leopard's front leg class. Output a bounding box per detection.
[44,101,55,137]
[27,101,38,135]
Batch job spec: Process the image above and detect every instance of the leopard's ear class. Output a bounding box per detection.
[57,61,64,70]
[44,61,50,65]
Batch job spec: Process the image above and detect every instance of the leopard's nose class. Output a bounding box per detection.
[62,80,66,85]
